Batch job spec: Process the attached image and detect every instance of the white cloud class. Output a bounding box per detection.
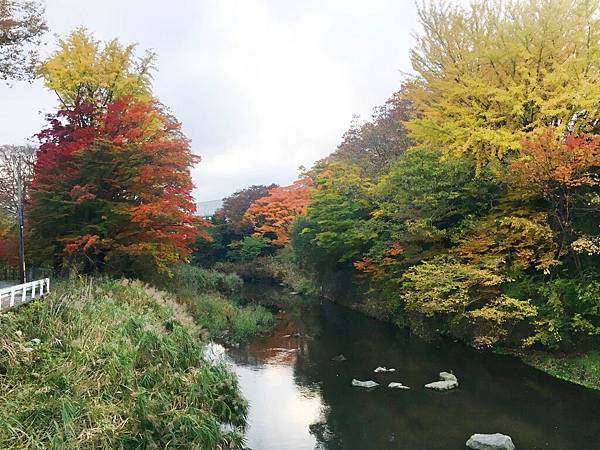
[0,0,421,201]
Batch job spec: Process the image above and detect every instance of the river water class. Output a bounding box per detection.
[215,297,600,450]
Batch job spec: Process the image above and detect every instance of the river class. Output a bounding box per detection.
[211,294,600,450]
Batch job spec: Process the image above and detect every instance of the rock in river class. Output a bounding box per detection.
[425,371,459,391]
[374,366,396,373]
[352,379,379,388]
[466,433,515,450]
[388,382,410,390]
[439,371,457,382]
[332,354,347,362]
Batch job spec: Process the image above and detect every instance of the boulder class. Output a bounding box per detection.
[388,382,410,390]
[332,354,347,362]
[425,371,459,391]
[466,433,515,450]
[351,379,379,388]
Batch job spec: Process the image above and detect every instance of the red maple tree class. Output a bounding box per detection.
[28,98,207,275]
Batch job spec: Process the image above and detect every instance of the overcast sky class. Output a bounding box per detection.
[0,0,422,202]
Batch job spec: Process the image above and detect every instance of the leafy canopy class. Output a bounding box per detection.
[39,27,155,107]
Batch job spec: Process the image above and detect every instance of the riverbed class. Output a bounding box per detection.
[214,297,600,450]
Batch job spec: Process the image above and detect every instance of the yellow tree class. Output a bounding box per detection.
[406,0,600,167]
[38,27,155,107]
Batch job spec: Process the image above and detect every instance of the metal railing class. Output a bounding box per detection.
[0,278,50,312]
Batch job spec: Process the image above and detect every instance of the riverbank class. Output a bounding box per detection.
[253,255,600,392]
[164,264,273,344]
[512,350,600,391]
[0,278,249,449]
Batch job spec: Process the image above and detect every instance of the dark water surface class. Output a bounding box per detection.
[218,298,600,450]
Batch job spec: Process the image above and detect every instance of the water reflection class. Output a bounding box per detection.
[220,300,600,450]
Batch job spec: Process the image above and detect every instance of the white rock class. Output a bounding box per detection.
[374,366,396,373]
[352,379,379,388]
[466,433,515,450]
[424,380,458,391]
[425,371,459,391]
[31,338,41,345]
[439,371,457,382]
[388,382,410,390]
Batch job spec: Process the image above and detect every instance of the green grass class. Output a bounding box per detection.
[166,265,273,344]
[187,292,273,343]
[519,350,600,390]
[0,278,248,449]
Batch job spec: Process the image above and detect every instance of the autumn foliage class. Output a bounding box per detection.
[288,1,600,351]
[28,98,206,275]
[244,179,312,245]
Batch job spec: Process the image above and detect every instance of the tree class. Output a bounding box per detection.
[244,179,312,245]
[28,98,205,275]
[0,144,36,213]
[39,27,155,108]
[302,159,374,263]
[332,90,412,178]
[406,0,600,168]
[215,184,278,236]
[506,130,600,273]
[0,0,47,82]
[0,209,17,268]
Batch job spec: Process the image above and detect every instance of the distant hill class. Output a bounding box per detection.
[196,199,223,217]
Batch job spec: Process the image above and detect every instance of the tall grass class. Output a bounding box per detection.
[0,278,248,449]
[170,264,243,299]
[167,265,273,344]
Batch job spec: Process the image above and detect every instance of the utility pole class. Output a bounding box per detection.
[15,154,26,284]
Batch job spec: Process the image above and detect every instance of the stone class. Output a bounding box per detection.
[439,371,457,382]
[332,354,347,362]
[31,338,41,345]
[374,366,396,373]
[15,330,23,337]
[424,380,458,391]
[388,382,410,390]
[351,379,379,388]
[425,371,459,391]
[466,433,516,450]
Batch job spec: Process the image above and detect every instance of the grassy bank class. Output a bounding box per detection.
[166,265,273,344]
[0,278,248,449]
[516,350,600,391]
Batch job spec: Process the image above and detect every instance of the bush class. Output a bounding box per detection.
[0,278,248,449]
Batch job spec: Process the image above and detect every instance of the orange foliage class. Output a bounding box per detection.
[244,179,312,245]
[511,131,600,193]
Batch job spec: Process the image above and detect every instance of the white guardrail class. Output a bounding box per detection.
[0,278,50,312]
